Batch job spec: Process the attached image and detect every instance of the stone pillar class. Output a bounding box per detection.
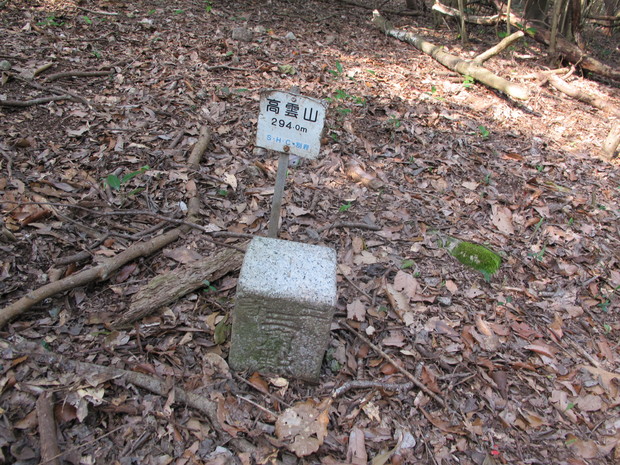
[229,237,337,382]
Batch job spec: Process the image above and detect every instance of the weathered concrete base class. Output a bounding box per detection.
[229,237,337,382]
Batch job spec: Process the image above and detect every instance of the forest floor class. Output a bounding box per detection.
[1,0,620,464]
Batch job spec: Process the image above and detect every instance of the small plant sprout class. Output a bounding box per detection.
[204,1,213,13]
[339,201,353,212]
[82,16,93,25]
[104,165,150,194]
[388,115,402,129]
[462,75,475,89]
[478,125,490,139]
[202,280,217,292]
[328,61,344,77]
[217,189,229,197]
[401,259,415,269]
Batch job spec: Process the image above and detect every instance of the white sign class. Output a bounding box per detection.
[256,90,327,159]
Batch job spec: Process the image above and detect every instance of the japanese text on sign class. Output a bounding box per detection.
[256,90,327,159]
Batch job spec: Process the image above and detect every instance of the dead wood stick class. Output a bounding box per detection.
[544,74,620,118]
[0,95,73,107]
[8,342,221,436]
[76,6,119,16]
[602,124,620,160]
[0,228,183,328]
[333,379,415,397]
[113,245,245,327]
[45,70,114,82]
[37,392,62,465]
[371,11,529,100]
[0,201,247,252]
[340,320,450,411]
[0,126,212,329]
[318,221,381,233]
[473,31,525,64]
[432,2,502,25]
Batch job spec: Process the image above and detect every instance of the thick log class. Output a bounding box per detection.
[371,11,529,100]
[113,246,245,327]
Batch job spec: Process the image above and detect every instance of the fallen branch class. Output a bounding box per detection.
[7,341,220,435]
[37,392,62,465]
[113,246,245,327]
[76,6,119,16]
[473,30,525,65]
[432,2,501,25]
[544,74,620,118]
[498,3,620,80]
[333,379,414,397]
[0,95,73,107]
[602,124,620,160]
[371,10,529,100]
[45,70,114,82]
[340,320,450,411]
[0,126,212,329]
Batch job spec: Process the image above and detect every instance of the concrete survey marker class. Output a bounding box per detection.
[229,236,337,382]
[255,90,327,159]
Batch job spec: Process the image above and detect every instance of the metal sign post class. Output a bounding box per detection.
[255,89,327,237]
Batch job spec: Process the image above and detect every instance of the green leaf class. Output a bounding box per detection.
[120,165,150,184]
[105,174,121,190]
[401,259,415,269]
[339,202,352,212]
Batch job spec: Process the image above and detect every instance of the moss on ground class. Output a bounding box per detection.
[442,237,502,281]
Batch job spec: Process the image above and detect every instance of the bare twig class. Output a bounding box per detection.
[0,95,73,107]
[340,320,450,411]
[318,221,381,233]
[333,379,414,397]
[76,6,119,16]
[0,126,213,328]
[8,341,222,436]
[45,70,114,82]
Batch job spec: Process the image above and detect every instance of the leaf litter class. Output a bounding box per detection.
[1,0,620,464]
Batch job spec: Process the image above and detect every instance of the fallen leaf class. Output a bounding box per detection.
[275,398,331,457]
[491,204,515,235]
[524,343,556,359]
[393,270,419,299]
[578,366,620,398]
[347,299,366,322]
[347,427,367,465]
[248,372,269,394]
[385,284,410,322]
[577,394,603,412]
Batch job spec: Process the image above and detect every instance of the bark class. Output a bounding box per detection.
[371,11,530,100]
[37,392,62,465]
[113,246,245,327]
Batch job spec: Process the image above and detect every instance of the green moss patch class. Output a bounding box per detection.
[443,238,502,281]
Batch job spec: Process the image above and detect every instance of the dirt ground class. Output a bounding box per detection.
[1,0,619,464]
